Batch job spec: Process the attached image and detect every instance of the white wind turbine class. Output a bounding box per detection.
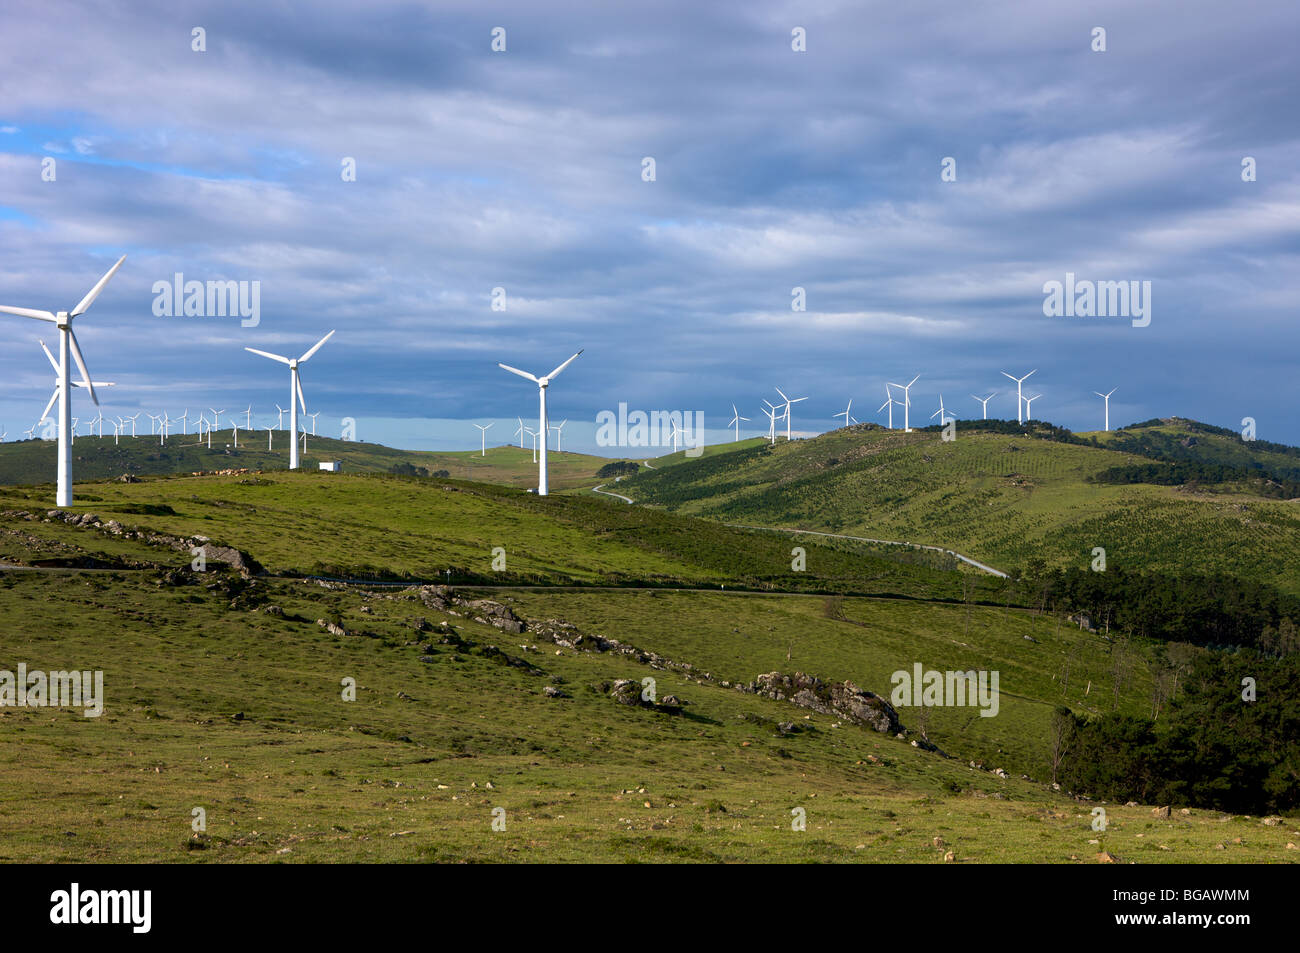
[275,404,287,430]
[971,392,996,420]
[1095,387,1117,431]
[160,412,171,446]
[177,409,189,435]
[125,412,140,437]
[1023,393,1042,420]
[727,404,750,442]
[0,255,127,505]
[241,405,253,430]
[761,400,780,444]
[307,412,320,436]
[1000,368,1037,425]
[473,422,493,456]
[37,342,115,435]
[877,384,900,430]
[264,425,274,450]
[0,427,6,442]
[774,387,808,441]
[524,427,539,463]
[834,399,857,428]
[110,419,120,445]
[229,413,241,448]
[667,420,682,453]
[24,426,36,440]
[497,349,583,496]
[513,417,526,449]
[549,418,568,452]
[146,413,161,439]
[244,330,335,470]
[930,393,951,425]
[887,374,920,432]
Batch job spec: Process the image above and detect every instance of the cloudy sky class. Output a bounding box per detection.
[1,0,1297,453]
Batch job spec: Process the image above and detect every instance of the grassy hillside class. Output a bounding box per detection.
[0,431,608,492]
[618,421,1300,594]
[2,473,1292,862]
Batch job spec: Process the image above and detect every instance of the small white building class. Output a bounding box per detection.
[319,460,342,473]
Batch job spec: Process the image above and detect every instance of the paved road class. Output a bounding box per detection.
[723,523,1008,578]
[591,482,634,504]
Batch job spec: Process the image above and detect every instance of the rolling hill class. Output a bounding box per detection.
[616,419,1300,595]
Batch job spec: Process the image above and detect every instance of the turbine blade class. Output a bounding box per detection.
[70,255,126,317]
[67,329,97,405]
[907,374,920,387]
[775,387,789,401]
[296,373,307,413]
[245,347,292,365]
[0,305,58,322]
[498,363,540,383]
[40,386,59,422]
[546,349,583,380]
[1000,371,1017,382]
[299,329,336,362]
[39,340,60,374]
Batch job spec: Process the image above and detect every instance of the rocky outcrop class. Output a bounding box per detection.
[750,671,901,734]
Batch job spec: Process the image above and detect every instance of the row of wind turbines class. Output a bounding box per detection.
[0,253,585,503]
[0,255,344,505]
[725,371,1118,444]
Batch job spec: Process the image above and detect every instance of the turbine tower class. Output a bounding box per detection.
[1000,369,1037,425]
[0,254,126,505]
[244,330,335,470]
[473,422,493,456]
[497,350,582,496]
[1095,387,1117,431]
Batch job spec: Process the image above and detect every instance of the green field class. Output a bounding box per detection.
[1,471,1294,862]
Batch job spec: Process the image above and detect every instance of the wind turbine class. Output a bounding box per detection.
[229,413,240,448]
[524,427,539,463]
[887,375,920,432]
[125,412,140,437]
[877,385,900,430]
[971,392,996,420]
[930,394,951,425]
[264,425,274,450]
[0,255,127,505]
[177,409,189,435]
[549,418,567,452]
[146,413,161,438]
[513,417,526,449]
[275,404,287,430]
[23,426,36,440]
[761,400,779,444]
[160,412,171,446]
[497,349,583,496]
[473,422,493,456]
[307,412,320,436]
[244,330,335,470]
[667,420,681,453]
[834,399,857,428]
[1023,393,1042,420]
[1095,387,1117,431]
[110,419,120,445]
[727,404,750,441]
[1000,369,1037,425]
[0,427,6,442]
[242,405,253,430]
[774,387,808,441]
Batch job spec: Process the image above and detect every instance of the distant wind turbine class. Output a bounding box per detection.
[497,349,583,496]
[834,399,857,428]
[1023,393,1042,420]
[1095,387,1117,431]
[549,418,567,452]
[930,394,951,425]
[971,392,996,420]
[887,375,920,432]
[1000,368,1037,425]
[244,330,335,470]
[727,404,750,442]
[774,387,808,441]
[473,422,493,456]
